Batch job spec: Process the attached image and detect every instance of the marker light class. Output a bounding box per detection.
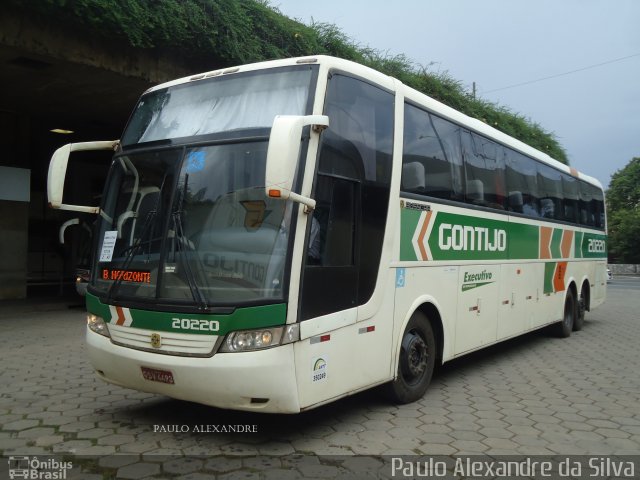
[87,314,110,338]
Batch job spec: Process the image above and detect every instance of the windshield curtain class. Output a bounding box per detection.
[93,142,293,306]
[122,66,315,146]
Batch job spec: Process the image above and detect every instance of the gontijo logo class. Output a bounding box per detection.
[439,223,507,252]
[405,209,512,261]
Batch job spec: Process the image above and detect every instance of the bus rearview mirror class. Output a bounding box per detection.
[48,140,119,213]
[265,115,328,212]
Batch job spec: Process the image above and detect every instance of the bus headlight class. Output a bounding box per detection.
[220,324,299,352]
[87,314,110,338]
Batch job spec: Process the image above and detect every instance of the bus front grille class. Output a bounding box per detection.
[108,324,220,357]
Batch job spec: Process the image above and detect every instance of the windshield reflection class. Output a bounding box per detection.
[93,141,292,306]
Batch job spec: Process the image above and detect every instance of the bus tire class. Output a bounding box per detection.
[386,311,436,404]
[555,289,576,338]
[574,285,587,331]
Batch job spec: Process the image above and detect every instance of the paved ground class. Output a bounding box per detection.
[1,278,639,478]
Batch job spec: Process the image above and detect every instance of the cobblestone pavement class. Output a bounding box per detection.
[1,278,639,478]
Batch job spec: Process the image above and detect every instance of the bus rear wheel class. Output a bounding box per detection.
[573,285,587,331]
[555,289,576,338]
[386,312,436,404]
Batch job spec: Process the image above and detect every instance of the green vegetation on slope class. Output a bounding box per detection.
[607,157,640,263]
[8,0,567,163]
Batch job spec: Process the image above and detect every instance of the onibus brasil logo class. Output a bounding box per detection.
[8,456,73,479]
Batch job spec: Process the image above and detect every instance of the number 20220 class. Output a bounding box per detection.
[172,318,219,332]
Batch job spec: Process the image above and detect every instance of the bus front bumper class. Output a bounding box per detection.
[86,328,301,413]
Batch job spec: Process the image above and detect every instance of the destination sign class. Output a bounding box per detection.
[101,268,151,283]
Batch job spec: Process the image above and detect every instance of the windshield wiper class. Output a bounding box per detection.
[172,174,209,311]
[106,209,157,301]
[106,175,167,301]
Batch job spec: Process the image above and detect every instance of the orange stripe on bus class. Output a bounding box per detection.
[539,226,552,259]
[115,306,126,326]
[554,261,567,292]
[560,230,574,258]
[417,211,432,261]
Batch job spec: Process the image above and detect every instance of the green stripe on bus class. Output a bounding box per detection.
[399,207,421,262]
[551,228,563,259]
[508,222,539,260]
[543,262,556,294]
[574,232,584,259]
[86,292,287,335]
[86,293,110,320]
[400,204,607,262]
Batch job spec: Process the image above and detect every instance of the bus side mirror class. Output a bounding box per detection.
[265,115,328,212]
[59,218,80,244]
[48,140,119,214]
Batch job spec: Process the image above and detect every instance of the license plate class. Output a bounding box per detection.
[141,366,175,384]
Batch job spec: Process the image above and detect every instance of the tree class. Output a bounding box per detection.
[607,157,640,263]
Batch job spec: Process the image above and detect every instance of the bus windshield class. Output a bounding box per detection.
[90,65,319,308]
[92,141,293,307]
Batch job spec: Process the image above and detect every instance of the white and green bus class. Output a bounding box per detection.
[48,56,607,413]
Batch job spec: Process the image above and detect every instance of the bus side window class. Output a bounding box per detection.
[592,185,605,229]
[578,182,591,226]
[402,103,463,201]
[579,181,604,229]
[308,174,357,267]
[462,131,506,209]
[301,73,393,320]
[505,150,540,217]
[561,173,579,224]
[537,163,564,221]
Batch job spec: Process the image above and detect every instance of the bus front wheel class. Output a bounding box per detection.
[387,312,436,404]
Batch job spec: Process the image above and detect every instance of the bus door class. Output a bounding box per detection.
[293,73,394,409]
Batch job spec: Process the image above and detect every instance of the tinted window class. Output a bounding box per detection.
[537,163,564,221]
[401,103,602,231]
[580,181,605,229]
[319,76,393,183]
[402,104,463,201]
[462,131,506,209]
[308,175,356,267]
[561,173,579,223]
[505,150,540,216]
[578,181,592,226]
[593,186,605,229]
[302,74,394,320]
